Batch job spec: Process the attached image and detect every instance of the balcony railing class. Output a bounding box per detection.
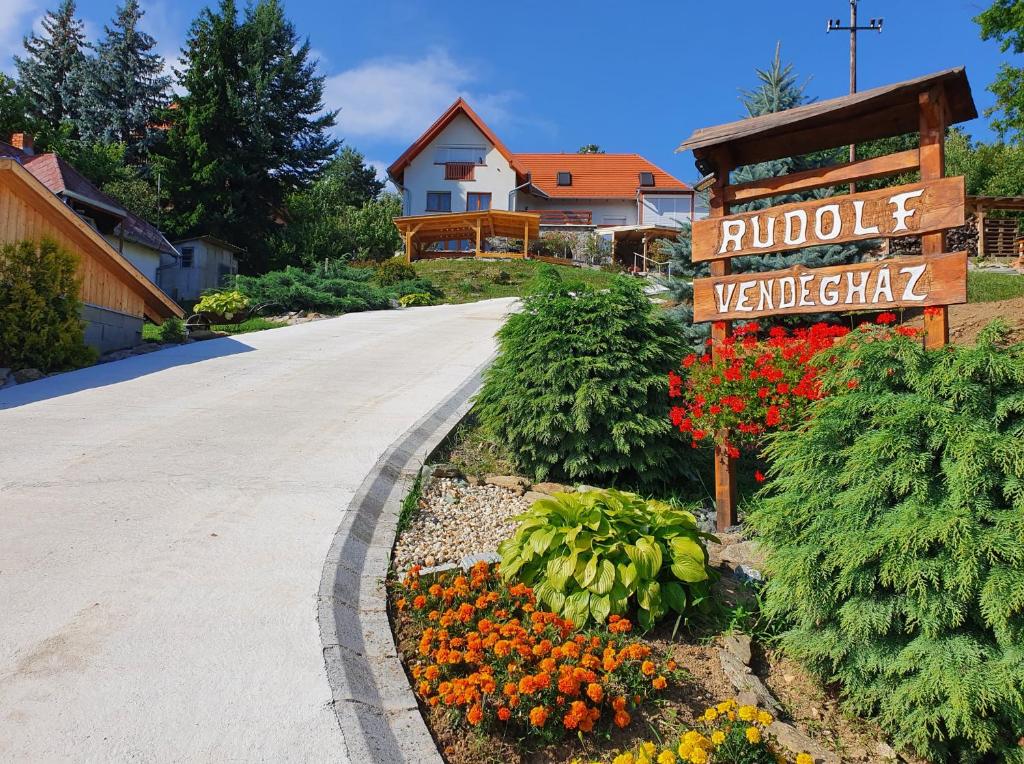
[444,162,476,181]
[537,210,592,226]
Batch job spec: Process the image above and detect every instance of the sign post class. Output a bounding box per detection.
[677,68,977,531]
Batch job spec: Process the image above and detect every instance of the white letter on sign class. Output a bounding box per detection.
[719,220,746,253]
[853,200,879,235]
[714,282,737,312]
[899,264,928,301]
[735,281,756,312]
[798,274,815,306]
[819,275,841,305]
[845,271,869,304]
[783,211,807,245]
[778,276,797,308]
[889,189,925,232]
[756,280,775,312]
[815,204,842,240]
[872,266,894,303]
[751,216,775,249]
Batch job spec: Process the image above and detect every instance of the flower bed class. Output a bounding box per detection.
[393,562,679,743]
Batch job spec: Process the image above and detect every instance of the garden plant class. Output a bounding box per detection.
[194,289,249,318]
[392,561,681,743]
[747,321,1024,762]
[475,267,700,491]
[498,489,715,630]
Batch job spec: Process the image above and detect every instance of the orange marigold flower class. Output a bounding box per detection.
[585,683,604,703]
[652,675,667,690]
[466,704,483,726]
[614,710,631,728]
[413,595,427,609]
[529,705,549,727]
[641,660,656,676]
[497,706,511,721]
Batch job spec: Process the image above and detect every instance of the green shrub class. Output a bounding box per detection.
[194,289,249,317]
[398,292,434,307]
[374,258,417,286]
[499,489,715,630]
[158,317,186,343]
[235,265,390,314]
[748,322,1024,763]
[492,269,512,285]
[0,238,96,371]
[475,267,698,490]
[385,278,443,300]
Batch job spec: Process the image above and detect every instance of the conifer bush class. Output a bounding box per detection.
[0,238,96,371]
[747,322,1024,763]
[475,267,699,490]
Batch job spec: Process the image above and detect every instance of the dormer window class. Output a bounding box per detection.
[639,171,654,187]
[557,171,572,186]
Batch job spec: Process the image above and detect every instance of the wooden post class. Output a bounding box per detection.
[919,85,949,349]
[976,206,986,259]
[523,221,529,258]
[405,230,413,264]
[708,153,737,531]
[475,218,482,258]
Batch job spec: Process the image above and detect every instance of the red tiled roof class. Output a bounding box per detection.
[513,153,690,199]
[23,153,128,216]
[388,98,526,183]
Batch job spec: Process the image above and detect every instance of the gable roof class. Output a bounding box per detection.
[173,234,245,254]
[116,211,177,255]
[387,98,526,184]
[0,157,182,321]
[513,153,690,199]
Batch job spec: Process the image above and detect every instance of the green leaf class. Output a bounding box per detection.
[670,535,706,564]
[546,554,575,591]
[563,590,591,627]
[662,581,688,613]
[671,556,708,583]
[579,554,599,588]
[529,527,556,555]
[617,561,638,590]
[590,593,611,624]
[633,536,663,580]
[636,579,661,611]
[590,558,616,595]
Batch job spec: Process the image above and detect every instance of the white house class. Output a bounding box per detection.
[387,99,696,235]
[157,235,242,303]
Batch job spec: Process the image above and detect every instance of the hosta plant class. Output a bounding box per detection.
[194,289,249,318]
[398,292,434,307]
[498,489,716,629]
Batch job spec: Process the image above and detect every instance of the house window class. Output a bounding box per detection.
[445,163,475,180]
[646,195,692,226]
[426,192,452,212]
[434,145,487,165]
[180,246,194,268]
[467,193,491,211]
[639,171,655,187]
[557,171,572,186]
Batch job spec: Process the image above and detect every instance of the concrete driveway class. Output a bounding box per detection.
[0,298,513,761]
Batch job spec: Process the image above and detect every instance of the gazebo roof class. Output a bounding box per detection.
[677,67,977,168]
[393,210,540,246]
[968,195,1024,212]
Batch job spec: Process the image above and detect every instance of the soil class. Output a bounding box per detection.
[905,296,1024,345]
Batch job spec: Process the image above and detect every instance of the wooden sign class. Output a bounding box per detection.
[693,251,967,322]
[691,177,965,262]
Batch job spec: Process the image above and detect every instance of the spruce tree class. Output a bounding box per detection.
[14,0,88,127]
[78,0,171,160]
[165,0,338,271]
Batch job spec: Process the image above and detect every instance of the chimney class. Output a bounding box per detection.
[10,133,34,155]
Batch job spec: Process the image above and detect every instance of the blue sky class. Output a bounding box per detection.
[0,0,1012,184]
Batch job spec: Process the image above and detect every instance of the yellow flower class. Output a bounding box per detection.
[717,699,735,713]
[613,755,635,764]
[657,751,677,764]
[689,749,708,764]
[745,726,762,744]
[641,742,657,757]
[677,743,691,759]
[796,755,814,764]
[710,730,725,745]
[738,705,757,722]
[757,710,774,726]
[703,707,718,722]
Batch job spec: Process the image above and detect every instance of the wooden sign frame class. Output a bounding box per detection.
[679,75,975,532]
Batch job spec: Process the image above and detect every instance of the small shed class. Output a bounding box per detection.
[158,235,243,303]
[966,196,1024,258]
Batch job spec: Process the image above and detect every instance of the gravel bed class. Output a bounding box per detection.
[393,477,529,571]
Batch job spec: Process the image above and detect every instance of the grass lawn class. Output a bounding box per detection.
[412,257,618,304]
[142,317,287,342]
[967,270,1024,303]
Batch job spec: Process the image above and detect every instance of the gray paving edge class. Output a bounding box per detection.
[317,357,492,764]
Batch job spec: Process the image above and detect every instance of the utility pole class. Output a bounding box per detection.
[827,2,883,189]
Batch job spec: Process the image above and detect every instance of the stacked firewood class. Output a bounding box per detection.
[888,215,979,257]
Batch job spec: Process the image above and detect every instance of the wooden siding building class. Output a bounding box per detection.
[0,157,182,352]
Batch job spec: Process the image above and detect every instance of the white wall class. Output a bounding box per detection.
[157,239,239,303]
[102,235,161,285]
[401,114,518,215]
[639,193,693,227]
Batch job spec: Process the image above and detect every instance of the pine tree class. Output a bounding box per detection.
[164,0,339,271]
[78,0,171,160]
[14,0,88,127]
[0,74,32,139]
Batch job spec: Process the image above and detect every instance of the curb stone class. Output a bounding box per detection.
[318,357,493,764]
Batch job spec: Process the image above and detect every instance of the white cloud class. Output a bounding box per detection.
[138,0,185,86]
[366,159,397,192]
[323,49,518,143]
[0,1,42,74]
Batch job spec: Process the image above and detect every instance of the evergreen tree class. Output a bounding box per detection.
[319,147,384,209]
[976,0,1024,142]
[14,0,88,127]
[78,0,171,160]
[165,0,339,271]
[0,74,33,140]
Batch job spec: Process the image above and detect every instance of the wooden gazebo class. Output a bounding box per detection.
[393,210,540,263]
[967,196,1024,258]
